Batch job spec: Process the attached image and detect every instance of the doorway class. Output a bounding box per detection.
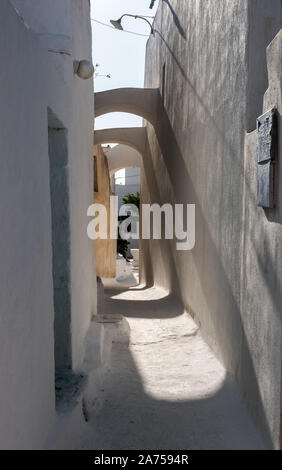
[48,108,72,372]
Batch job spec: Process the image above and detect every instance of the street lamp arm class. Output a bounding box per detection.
[119,14,154,35]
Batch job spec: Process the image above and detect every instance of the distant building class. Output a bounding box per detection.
[114,167,141,210]
[105,145,141,251]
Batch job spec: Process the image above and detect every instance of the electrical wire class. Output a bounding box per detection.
[91,18,151,37]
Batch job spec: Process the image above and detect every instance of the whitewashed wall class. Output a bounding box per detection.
[0,0,95,448]
[143,0,282,448]
[11,0,96,371]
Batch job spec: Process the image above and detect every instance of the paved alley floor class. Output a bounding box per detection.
[80,282,264,450]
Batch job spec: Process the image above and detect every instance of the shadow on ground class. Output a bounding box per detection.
[78,283,265,450]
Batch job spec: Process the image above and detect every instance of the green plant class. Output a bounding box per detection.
[116,192,140,259]
[122,192,140,209]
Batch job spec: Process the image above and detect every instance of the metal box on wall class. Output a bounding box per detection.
[257,108,278,208]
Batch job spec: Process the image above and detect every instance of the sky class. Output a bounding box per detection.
[91,0,159,131]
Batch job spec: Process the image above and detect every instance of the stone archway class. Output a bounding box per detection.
[104,145,141,176]
[94,127,147,159]
[94,88,160,126]
[93,88,162,288]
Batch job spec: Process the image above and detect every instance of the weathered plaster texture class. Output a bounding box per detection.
[246,0,281,131]
[143,0,282,448]
[0,0,95,448]
[240,30,282,449]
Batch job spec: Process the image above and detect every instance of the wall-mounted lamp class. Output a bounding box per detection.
[73,60,94,79]
[110,14,154,35]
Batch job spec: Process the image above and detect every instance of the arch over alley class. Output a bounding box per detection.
[94,87,161,126]
[94,127,147,159]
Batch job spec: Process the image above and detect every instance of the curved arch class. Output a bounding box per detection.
[105,144,141,176]
[94,127,147,158]
[110,164,140,176]
[94,88,160,126]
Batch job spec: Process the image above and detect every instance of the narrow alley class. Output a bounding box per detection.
[1,0,282,454]
[77,281,264,450]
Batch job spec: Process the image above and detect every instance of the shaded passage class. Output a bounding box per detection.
[79,283,264,450]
